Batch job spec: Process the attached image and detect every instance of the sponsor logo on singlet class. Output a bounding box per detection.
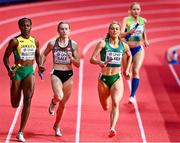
[53,49,71,64]
[106,50,123,65]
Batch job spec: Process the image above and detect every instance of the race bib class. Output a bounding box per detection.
[106,51,123,64]
[131,25,144,37]
[20,47,36,60]
[54,50,71,64]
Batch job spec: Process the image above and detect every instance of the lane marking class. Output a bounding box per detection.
[75,60,84,143]
[1,14,180,50]
[0,0,180,12]
[5,97,23,143]
[0,0,90,12]
[127,80,147,143]
[166,45,180,86]
[0,4,180,25]
[168,64,180,86]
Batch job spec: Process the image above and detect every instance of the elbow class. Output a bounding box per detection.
[77,62,80,68]
[3,55,8,65]
[75,60,80,68]
[90,58,94,64]
[127,54,132,61]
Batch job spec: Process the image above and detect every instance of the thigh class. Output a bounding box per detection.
[98,79,110,101]
[61,77,73,104]
[132,48,145,71]
[110,78,124,104]
[22,74,35,98]
[122,52,129,70]
[51,74,63,97]
[11,80,22,99]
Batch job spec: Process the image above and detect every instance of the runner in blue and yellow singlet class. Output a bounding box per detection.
[90,21,132,137]
[120,2,149,103]
[3,18,45,142]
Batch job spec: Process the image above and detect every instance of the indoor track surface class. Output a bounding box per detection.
[0,0,180,142]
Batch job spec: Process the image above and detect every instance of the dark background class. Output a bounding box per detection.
[0,0,49,5]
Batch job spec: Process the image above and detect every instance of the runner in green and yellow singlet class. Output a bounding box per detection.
[3,17,45,142]
[120,2,149,103]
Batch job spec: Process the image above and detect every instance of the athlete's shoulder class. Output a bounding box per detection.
[123,16,130,22]
[71,39,77,46]
[9,37,18,46]
[121,40,129,50]
[121,40,128,47]
[98,39,106,46]
[47,39,56,48]
[29,35,37,41]
[140,17,147,23]
[29,36,39,45]
[70,39,78,49]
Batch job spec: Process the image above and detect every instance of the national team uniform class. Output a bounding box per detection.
[99,39,125,88]
[12,36,36,80]
[51,38,74,83]
[125,16,145,56]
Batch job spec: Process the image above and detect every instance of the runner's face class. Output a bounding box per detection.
[109,23,120,38]
[130,4,141,17]
[58,23,70,38]
[19,19,31,36]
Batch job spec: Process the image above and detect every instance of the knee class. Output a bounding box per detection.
[112,102,119,109]
[132,69,139,77]
[11,98,20,108]
[11,103,19,108]
[102,105,110,111]
[103,107,109,111]
[24,96,33,107]
[54,94,63,102]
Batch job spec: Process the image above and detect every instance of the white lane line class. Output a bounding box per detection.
[168,64,180,86]
[133,100,147,143]
[0,0,180,12]
[75,60,84,143]
[0,4,129,25]
[127,80,147,143]
[5,96,23,143]
[0,3,180,25]
[166,45,180,86]
[1,11,180,51]
[0,1,180,49]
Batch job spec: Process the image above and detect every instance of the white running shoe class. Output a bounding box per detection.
[129,96,135,103]
[48,99,56,116]
[16,132,26,142]
[53,126,62,137]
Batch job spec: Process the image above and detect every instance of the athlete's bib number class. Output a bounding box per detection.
[131,25,144,37]
[106,51,122,64]
[20,47,36,60]
[54,50,71,64]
